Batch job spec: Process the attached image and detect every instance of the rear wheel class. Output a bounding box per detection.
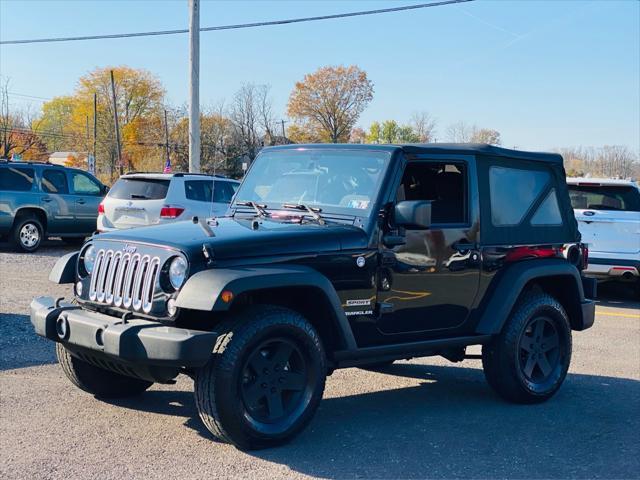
[482,291,572,404]
[56,344,153,398]
[194,306,326,450]
[11,215,43,252]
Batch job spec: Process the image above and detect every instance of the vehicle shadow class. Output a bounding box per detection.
[107,363,640,479]
[0,313,57,371]
[596,281,639,310]
[0,238,78,256]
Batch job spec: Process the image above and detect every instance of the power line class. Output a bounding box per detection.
[0,1,473,45]
[7,92,53,101]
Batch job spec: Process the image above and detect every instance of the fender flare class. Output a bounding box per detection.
[475,259,588,335]
[49,251,78,284]
[175,265,357,349]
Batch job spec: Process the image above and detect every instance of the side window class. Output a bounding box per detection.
[0,167,35,191]
[531,189,562,225]
[42,170,69,194]
[213,181,236,203]
[489,167,549,226]
[185,180,213,202]
[399,162,467,224]
[71,172,101,195]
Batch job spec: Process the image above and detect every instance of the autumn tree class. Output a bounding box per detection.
[446,121,501,145]
[39,66,166,182]
[471,128,501,145]
[170,107,237,175]
[287,65,374,143]
[0,79,47,159]
[349,127,366,144]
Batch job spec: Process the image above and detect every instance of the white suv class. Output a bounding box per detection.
[567,178,640,290]
[97,173,240,232]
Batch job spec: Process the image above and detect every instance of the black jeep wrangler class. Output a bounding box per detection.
[31,144,596,449]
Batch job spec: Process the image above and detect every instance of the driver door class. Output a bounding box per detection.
[377,156,481,336]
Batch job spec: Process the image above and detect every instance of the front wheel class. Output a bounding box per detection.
[194,306,326,450]
[482,291,572,404]
[11,215,43,252]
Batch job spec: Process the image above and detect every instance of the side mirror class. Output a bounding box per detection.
[394,200,431,229]
[102,185,110,195]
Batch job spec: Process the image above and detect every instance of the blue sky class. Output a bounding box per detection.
[1,0,638,151]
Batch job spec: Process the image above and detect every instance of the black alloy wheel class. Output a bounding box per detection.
[518,316,565,390]
[240,338,312,425]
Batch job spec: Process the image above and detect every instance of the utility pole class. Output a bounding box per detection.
[109,70,123,175]
[93,93,97,159]
[188,0,200,173]
[163,109,171,169]
[279,119,287,139]
[85,115,90,154]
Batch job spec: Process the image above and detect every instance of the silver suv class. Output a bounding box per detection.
[97,173,239,231]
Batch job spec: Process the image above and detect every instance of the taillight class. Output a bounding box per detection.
[160,205,185,219]
[98,202,104,214]
[582,244,589,269]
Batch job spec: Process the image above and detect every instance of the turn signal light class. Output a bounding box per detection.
[220,290,234,303]
[160,205,185,219]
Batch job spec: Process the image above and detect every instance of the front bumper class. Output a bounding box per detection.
[30,296,218,369]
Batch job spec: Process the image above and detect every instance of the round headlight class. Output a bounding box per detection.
[169,257,187,290]
[83,245,96,274]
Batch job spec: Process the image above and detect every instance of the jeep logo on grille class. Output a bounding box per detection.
[122,244,137,254]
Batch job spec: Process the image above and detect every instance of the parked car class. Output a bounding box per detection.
[32,144,595,449]
[97,173,239,231]
[0,160,107,252]
[567,177,640,293]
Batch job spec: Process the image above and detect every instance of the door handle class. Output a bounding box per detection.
[42,197,52,203]
[77,199,86,205]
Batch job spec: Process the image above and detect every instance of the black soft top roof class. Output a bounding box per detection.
[265,143,563,165]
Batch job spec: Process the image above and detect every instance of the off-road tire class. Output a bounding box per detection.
[11,214,43,252]
[194,305,326,450]
[56,343,153,398]
[482,290,572,404]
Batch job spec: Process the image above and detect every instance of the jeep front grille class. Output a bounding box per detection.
[88,248,161,313]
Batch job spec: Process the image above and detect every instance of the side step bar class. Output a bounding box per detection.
[333,335,492,368]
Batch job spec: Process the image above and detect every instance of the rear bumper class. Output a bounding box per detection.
[579,299,596,331]
[30,296,218,368]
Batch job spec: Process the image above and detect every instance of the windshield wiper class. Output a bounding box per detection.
[130,194,149,199]
[235,200,269,218]
[282,203,325,225]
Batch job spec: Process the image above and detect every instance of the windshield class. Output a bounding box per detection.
[234,148,391,215]
[568,184,640,212]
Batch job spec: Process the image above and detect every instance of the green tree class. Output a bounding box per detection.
[381,120,399,144]
[366,121,381,144]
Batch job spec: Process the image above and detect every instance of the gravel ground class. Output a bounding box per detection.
[1,241,638,479]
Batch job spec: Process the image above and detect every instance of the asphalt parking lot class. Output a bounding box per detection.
[1,241,638,480]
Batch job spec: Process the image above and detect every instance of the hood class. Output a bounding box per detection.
[95,216,369,260]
